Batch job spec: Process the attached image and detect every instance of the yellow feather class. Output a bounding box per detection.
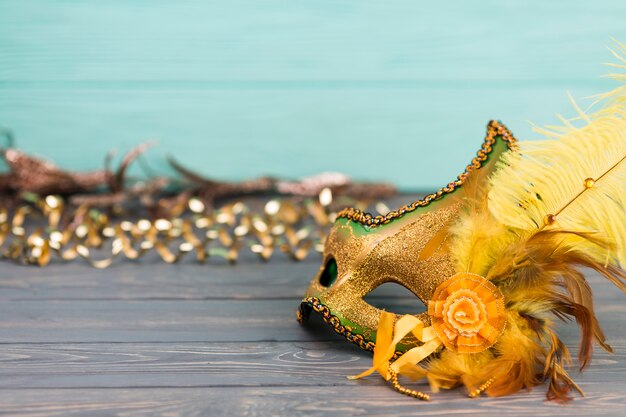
[350,45,626,402]
[436,47,626,401]
[487,94,626,268]
[448,168,518,276]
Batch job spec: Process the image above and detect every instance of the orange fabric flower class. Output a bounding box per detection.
[428,272,506,353]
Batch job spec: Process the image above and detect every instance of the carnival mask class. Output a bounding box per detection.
[298,120,515,350]
[298,111,626,402]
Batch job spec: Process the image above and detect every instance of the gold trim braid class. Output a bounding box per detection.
[336,120,517,227]
[299,296,376,352]
[298,296,403,359]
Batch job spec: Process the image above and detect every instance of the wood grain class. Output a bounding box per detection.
[0,84,609,190]
[0,296,482,343]
[0,340,623,389]
[0,258,621,302]
[1,1,625,189]
[0,385,625,417]
[0,1,623,82]
[0,259,625,415]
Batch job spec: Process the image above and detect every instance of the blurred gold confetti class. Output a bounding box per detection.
[0,190,380,268]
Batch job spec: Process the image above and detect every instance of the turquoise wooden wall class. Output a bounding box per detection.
[1,1,625,190]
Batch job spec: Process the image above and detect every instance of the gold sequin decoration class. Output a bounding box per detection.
[0,194,359,267]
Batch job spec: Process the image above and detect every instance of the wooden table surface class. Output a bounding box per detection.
[0,227,625,416]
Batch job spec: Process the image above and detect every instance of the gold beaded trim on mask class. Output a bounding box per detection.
[298,296,403,359]
[336,120,517,227]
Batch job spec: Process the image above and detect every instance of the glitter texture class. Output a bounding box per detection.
[304,203,459,346]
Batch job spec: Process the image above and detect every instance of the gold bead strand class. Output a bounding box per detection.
[468,377,495,398]
[387,365,430,401]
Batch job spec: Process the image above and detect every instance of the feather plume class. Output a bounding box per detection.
[447,162,518,276]
[437,61,626,400]
[487,99,626,268]
[351,48,626,402]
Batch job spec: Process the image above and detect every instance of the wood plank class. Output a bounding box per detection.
[0,339,623,390]
[1,1,625,189]
[1,1,624,82]
[0,279,623,343]
[0,298,305,343]
[1,247,625,414]
[0,297,448,343]
[0,255,432,302]
[0,341,377,389]
[0,260,621,302]
[0,260,320,301]
[0,385,624,417]
[0,85,609,190]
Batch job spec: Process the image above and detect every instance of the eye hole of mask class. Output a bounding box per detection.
[362,282,427,315]
[319,257,338,287]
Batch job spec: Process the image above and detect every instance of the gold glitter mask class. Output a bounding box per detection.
[298,121,517,353]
